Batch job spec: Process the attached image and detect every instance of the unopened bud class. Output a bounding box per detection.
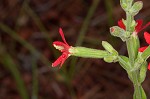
[129,1,143,16]
[102,41,118,55]
[110,26,127,41]
[120,0,134,11]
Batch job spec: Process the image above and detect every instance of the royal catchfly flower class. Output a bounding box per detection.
[139,32,150,52]
[139,32,150,70]
[52,28,72,68]
[118,19,150,34]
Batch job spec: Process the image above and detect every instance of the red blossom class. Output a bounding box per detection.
[52,28,71,68]
[139,32,150,52]
[139,32,150,70]
[135,20,150,33]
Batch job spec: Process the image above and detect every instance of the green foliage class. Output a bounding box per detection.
[129,1,143,16]
[110,26,127,41]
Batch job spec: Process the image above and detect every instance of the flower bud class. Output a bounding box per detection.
[110,26,127,41]
[129,1,143,16]
[120,2,128,11]
[102,41,118,55]
[120,0,133,11]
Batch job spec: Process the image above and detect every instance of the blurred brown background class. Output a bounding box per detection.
[0,0,150,99]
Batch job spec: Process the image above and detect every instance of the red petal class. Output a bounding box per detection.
[52,56,62,67]
[135,19,143,33]
[52,52,69,68]
[138,46,148,52]
[60,52,69,67]
[139,22,150,33]
[144,32,150,44]
[53,41,70,52]
[118,20,126,30]
[148,63,150,70]
[59,28,69,46]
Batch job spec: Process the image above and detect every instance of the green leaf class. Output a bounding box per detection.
[139,62,147,83]
[141,86,147,99]
[141,45,150,60]
[118,55,131,70]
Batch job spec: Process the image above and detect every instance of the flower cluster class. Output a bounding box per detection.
[118,19,150,70]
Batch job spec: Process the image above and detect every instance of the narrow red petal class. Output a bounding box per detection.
[135,19,143,33]
[52,56,62,67]
[53,41,70,52]
[52,52,69,68]
[60,52,69,68]
[59,28,69,46]
[139,22,150,33]
[144,32,150,44]
[138,46,148,52]
[118,20,126,30]
[148,63,150,70]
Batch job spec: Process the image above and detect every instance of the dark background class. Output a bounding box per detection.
[0,0,150,99]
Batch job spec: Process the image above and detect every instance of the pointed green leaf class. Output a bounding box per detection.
[139,62,147,83]
[118,55,131,70]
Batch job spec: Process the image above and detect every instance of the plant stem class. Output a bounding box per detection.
[126,6,143,99]
[132,71,142,99]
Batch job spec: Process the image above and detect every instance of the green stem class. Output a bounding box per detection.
[132,71,142,99]
[126,5,143,99]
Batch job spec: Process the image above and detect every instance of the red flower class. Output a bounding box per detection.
[118,19,150,34]
[139,32,150,70]
[52,28,71,68]
[139,32,150,52]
